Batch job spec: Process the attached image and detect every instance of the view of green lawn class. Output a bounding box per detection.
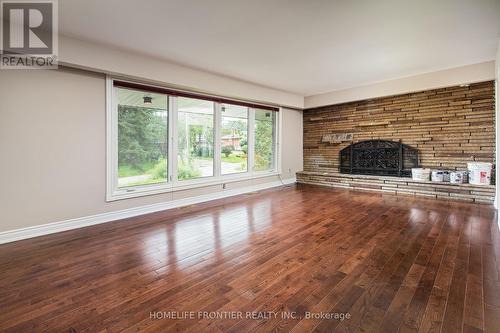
[117,153,248,187]
[116,89,275,188]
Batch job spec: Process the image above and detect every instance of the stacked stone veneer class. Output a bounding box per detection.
[299,81,495,204]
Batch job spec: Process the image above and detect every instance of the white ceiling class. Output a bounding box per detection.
[59,0,500,96]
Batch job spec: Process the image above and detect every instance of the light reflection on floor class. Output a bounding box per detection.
[141,198,275,272]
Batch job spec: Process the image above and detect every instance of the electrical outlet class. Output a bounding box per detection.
[288,168,292,173]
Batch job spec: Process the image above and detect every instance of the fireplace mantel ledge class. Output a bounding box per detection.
[297,171,495,189]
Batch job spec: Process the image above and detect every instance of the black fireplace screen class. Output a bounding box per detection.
[339,140,418,177]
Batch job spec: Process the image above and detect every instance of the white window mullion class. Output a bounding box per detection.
[277,107,283,174]
[106,77,118,200]
[248,108,255,176]
[111,84,118,192]
[170,97,178,184]
[214,102,222,178]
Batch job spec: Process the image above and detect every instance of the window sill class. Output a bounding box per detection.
[106,170,280,202]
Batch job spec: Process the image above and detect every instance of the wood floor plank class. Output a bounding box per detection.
[441,213,470,333]
[417,214,462,333]
[399,213,449,333]
[0,184,498,333]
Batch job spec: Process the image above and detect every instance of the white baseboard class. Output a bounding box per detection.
[0,178,296,245]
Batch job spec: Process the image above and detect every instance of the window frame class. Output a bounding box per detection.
[253,108,279,173]
[220,103,250,176]
[106,77,281,201]
[174,96,216,183]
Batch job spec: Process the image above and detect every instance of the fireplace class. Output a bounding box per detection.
[339,140,418,177]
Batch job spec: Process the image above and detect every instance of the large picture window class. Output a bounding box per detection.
[221,103,248,175]
[177,97,214,180]
[254,109,277,172]
[116,87,168,188]
[107,79,280,200]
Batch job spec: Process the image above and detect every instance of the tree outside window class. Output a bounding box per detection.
[117,88,168,188]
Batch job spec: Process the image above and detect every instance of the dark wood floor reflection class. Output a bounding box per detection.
[1,184,499,332]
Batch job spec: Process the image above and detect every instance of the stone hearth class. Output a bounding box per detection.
[296,171,495,204]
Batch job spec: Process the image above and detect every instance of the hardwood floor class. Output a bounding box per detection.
[1,184,499,333]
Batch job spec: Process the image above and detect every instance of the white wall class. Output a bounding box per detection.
[0,68,303,233]
[59,36,304,109]
[60,36,497,112]
[305,61,496,108]
[496,39,500,208]
[280,107,303,178]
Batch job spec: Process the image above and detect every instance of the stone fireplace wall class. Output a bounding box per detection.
[303,81,495,173]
